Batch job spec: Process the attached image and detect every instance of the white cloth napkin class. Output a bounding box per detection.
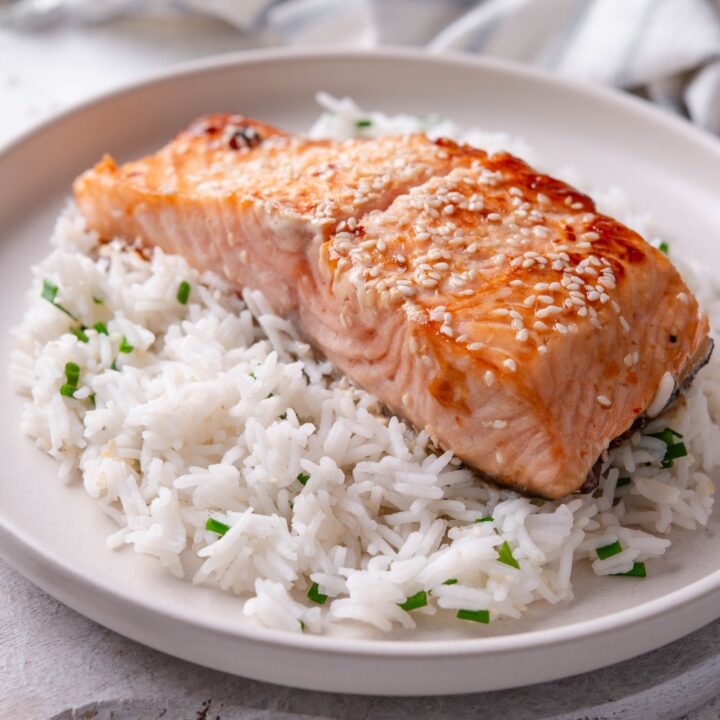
[174,0,720,135]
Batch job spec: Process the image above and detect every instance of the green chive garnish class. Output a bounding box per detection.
[661,442,688,468]
[475,516,493,523]
[307,582,327,604]
[42,279,58,302]
[41,278,78,320]
[497,540,520,569]
[457,609,490,624]
[613,562,647,578]
[616,477,631,488]
[205,517,230,536]
[280,412,288,420]
[176,281,191,305]
[60,362,80,398]
[65,362,80,387]
[118,336,134,353]
[89,394,96,408]
[659,241,669,254]
[297,472,310,486]
[442,578,458,585]
[299,620,305,631]
[648,428,687,468]
[70,327,89,343]
[94,322,108,335]
[248,371,256,379]
[93,296,104,305]
[355,119,372,128]
[596,540,622,560]
[399,590,427,612]
[649,427,683,445]
[59,383,76,397]
[110,359,119,371]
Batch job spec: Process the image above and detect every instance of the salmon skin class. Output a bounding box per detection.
[74,113,711,499]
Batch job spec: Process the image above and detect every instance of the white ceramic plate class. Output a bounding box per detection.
[1,48,720,696]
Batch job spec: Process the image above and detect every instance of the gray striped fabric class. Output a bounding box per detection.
[177,0,720,134]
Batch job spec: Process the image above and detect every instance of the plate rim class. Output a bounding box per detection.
[2,44,720,662]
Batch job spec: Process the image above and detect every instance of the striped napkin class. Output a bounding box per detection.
[183,0,720,135]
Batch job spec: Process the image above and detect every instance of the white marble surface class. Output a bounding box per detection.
[1,13,720,720]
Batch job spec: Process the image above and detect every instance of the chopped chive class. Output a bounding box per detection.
[307,582,327,604]
[110,359,119,372]
[118,336,134,353]
[649,427,683,445]
[59,383,76,397]
[280,412,288,420]
[659,241,669,254]
[613,562,647,578]
[205,517,230,536]
[93,296,104,305]
[65,362,80,387]
[355,119,372,128]
[89,394,96,408]
[42,279,79,321]
[299,620,305,631]
[475,516,493,523]
[176,281,191,305]
[661,442,688,468]
[399,590,427,612]
[457,609,489,624]
[248,371,256,379]
[70,327,89,343]
[94,322,109,335]
[266,392,274,399]
[442,578,458,585]
[297,472,310,486]
[616,477,632,488]
[596,540,623,560]
[42,279,58,302]
[497,540,520,569]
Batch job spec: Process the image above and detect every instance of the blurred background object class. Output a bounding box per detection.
[1,0,719,148]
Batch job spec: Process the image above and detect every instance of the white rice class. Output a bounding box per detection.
[9,95,720,636]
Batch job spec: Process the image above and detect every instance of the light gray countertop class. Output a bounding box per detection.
[1,14,719,720]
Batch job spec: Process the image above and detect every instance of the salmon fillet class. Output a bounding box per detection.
[73,114,711,499]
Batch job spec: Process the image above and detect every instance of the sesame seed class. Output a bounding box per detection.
[523,294,536,306]
[440,324,454,337]
[509,279,524,287]
[496,449,504,463]
[493,420,508,428]
[587,291,600,302]
[596,395,612,407]
[484,370,495,385]
[538,344,548,353]
[487,213,502,222]
[554,322,568,334]
[536,306,562,318]
[398,285,416,297]
[516,329,529,341]
[538,295,555,304]
[677,292,689,304]
[503,358,517,372]
[619,316,630,332]
[533,320,548,330]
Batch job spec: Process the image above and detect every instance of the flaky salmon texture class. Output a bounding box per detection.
[74,113,712,499]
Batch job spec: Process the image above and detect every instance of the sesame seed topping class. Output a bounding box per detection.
[484,370,495,386]
[503,358,517,372]
[596,395,612,407]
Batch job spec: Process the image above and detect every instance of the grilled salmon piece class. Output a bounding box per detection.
[74,115,710,498]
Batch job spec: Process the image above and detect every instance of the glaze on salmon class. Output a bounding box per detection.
[73,114,711,498]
